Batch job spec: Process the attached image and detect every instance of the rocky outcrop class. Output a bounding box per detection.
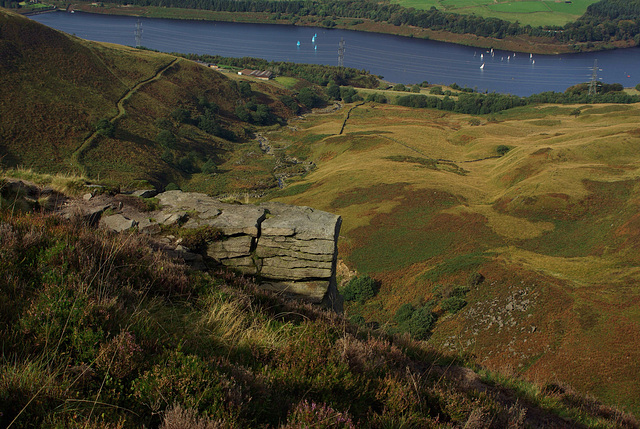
[155,191,341,303]
[156,191,265,275]
[256,202,341,303]
[0,178,67,212]
[6,179,341,304]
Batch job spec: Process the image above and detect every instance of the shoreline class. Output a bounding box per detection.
[51,2,636,55]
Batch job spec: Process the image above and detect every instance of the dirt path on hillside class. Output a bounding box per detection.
[339,101,365,135]
[71,58,179,175]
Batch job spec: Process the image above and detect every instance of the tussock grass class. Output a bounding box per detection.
[478,368,639,428]
[200,295,293,352]
[0,358,67,426]
[1,167,87,196]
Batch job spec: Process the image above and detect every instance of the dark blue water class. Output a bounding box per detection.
[31,11,640,96]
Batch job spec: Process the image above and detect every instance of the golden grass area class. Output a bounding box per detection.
[266,101,640,414]
[275,102,640,242]
[1,167,87,195]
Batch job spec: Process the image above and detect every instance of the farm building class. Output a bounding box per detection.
[238,69,274,80]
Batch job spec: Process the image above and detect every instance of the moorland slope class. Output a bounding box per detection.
[0,9,298,189]
[2,7,640,423]
[2,191,638,427]
[266,100,640,415]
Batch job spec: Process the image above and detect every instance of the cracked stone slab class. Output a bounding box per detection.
[204,205,265,237]
[257,236,336,255]
[220,256,258,275]
[100,214,137,232]
[260,202,342,240]
[157,191,265,237]
[261,265,333,281]
[261,256,333,270]
[207,235,254,260]
[255,245,334,262]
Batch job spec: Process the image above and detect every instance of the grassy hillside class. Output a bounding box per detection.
[3,6,640,422]
[0,9,298,191]
[0,202,637,428]
[264,100,640,415]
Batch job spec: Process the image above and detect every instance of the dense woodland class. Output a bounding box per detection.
[562,0,640,44]
[7,0,637,47]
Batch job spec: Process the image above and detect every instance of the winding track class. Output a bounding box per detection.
[71,58,179,175]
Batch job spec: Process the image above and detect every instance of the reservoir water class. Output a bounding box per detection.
[31,11,640,96]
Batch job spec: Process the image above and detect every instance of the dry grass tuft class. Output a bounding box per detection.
[160,404,226,429]
[2,167,87,196]
[200,295,293,353]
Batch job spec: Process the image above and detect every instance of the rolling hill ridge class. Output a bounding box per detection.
[0,9,298,189]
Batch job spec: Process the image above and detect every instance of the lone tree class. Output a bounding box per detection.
[496,145,511,156]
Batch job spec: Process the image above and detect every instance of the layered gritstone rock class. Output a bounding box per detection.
[155,192,341,303]
[156,191,265,275]
[256,202,341,303]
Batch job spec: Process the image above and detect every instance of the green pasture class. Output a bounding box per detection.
[274,76,299,89]
[392,0,601,27]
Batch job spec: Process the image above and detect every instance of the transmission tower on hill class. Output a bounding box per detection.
[588,59,600,96]
[135,19,143,48]
[338,37,345,67]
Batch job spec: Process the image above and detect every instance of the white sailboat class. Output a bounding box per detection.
[480,63,485,69]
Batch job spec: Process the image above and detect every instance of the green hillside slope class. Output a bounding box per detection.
[0,9,297,190]
[266,101,640,416]
[3,7,640,423]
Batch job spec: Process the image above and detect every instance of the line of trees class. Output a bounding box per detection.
[122,0,640,46]
[178,53,379,88]
[394,84,640,115]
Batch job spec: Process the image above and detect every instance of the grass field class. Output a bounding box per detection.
[392,0,601,27]
[264,100,640,415]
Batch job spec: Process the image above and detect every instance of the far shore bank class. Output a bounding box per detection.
[44,1,637,55]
